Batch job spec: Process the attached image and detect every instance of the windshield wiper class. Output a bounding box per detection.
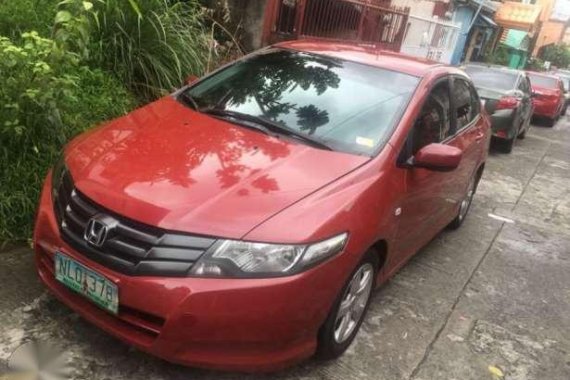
[201,108,273,136]
[201,108,333,151]
[177,91,199,110]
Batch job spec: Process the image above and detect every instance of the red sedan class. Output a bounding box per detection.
[527,71,565,127]
[34,41,490,371]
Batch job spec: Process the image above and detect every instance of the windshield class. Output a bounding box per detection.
[528,73,558,89]
[463,66,518,92]
[181,49,419,155]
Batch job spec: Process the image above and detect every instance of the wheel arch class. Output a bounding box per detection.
[370,239,388,273]
[476,162,485,181]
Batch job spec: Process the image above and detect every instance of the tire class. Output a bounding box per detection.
[448,172,478,230]
[545,117,555,128]
[518,129,526,139]
[317,250,378,360]
[562,105,567,116]
[500,136,515,153]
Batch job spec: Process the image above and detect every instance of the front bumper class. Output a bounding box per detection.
[33,173,347,372]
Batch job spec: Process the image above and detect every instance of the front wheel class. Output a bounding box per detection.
[317,251,377,359]
[448,173,478,230]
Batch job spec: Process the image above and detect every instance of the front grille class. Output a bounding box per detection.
[53,168,217,276]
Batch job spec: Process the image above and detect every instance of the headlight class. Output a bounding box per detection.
[190,233,348,278]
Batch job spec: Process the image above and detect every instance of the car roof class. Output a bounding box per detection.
[550,71,570,79]
[463,63,523,76]
[274,40,450,77]
[526,70,559,79]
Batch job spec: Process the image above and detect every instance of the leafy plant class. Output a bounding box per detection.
[53,0,97,59]
[539,43,570,69]
[526,57,546,71]
[0,0,57,38]
[483,45,510,66]
[54,0,243,100]
[54,0,212,100]
[0,32,135,241]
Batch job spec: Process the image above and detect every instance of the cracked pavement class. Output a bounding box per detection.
[1,118,569,379]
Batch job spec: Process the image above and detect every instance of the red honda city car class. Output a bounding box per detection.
[527,71,565,127]
[34,41,490,372]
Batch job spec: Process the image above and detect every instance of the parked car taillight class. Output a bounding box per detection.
[496,96,519,110]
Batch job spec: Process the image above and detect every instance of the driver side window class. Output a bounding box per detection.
[411,80,451,155]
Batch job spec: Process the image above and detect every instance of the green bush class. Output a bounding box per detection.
[1,0,236,241]
[56,0,211,100]
[526,57,546,71]
[540,43,570,69]
[483,45,510,66]
[0,32,135,241]
[0,0,57,38]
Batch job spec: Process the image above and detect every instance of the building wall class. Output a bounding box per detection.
[536,0,556,23]
[450,5,475,65]
[532,0,566,55]
[533,21,566,55]
[390,0,437,17]
[563,27,570,44]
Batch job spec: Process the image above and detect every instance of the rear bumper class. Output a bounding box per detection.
[489,109,517,140]
[532,99,559,119]
[33,173,349,372]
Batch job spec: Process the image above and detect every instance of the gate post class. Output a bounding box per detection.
[261,0,280,46]
[295,0,306,36]
[356,1,370,41]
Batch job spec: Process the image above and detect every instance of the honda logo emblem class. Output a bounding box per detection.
[84,218,109,247]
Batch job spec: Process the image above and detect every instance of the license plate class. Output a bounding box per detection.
[55,252,119,314]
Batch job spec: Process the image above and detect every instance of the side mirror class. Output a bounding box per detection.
[186,74,199,85]
[512,89,524,99]
[411,143,463,172]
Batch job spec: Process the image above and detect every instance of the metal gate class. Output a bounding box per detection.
[263,0,410,51]
[399,15,460,63]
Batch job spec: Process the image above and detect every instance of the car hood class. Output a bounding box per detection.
[65,96,368,239]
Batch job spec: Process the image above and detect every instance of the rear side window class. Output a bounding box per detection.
[528,73,558,89]
[453,78,477,130]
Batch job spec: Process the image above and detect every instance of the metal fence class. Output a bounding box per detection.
[400,15,460,63]
[265,0,410,51]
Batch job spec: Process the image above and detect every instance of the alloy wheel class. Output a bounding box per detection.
[333,263,374,343]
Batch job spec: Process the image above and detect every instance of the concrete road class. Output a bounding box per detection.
[1,118,569,380]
